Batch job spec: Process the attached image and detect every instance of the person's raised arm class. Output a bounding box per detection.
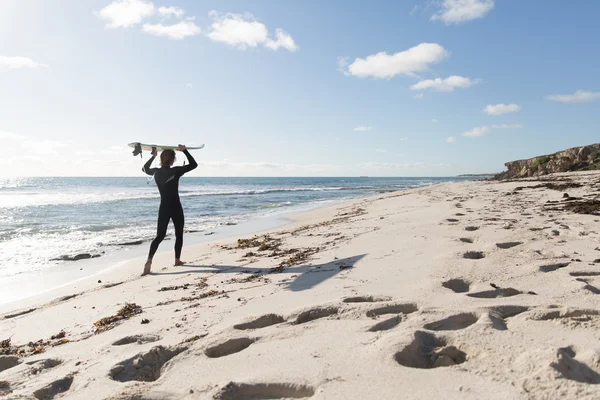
[174,145,198,176]
[142,150,158,176]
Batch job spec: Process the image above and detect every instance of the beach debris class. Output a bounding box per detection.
[159,284,190,292]
[0,380,10,395]
[50,331,66,340]
[183,333,208,343]
[1,332,70,357]
[109,240,144,246]
[4,308,36,319]
[226,274,270,284]
[141,319,150,324]
[271,247,320,273]
[51,253,101,262]
[93,303,142,333]
[159,277,208,293]
[156,289,225,306]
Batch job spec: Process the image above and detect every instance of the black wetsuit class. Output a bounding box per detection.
[143,149,198,260]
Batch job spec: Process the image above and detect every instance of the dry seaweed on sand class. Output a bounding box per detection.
[1,332,70,357]
[271,247,320,273]
[235,235,282,250]
[159,277,208,292]
[156,289,226,306]
[562,199,600,215]
[284,207,367,236]
[545,199,600,216]
[93,303,142,333]
[226,274,271,284]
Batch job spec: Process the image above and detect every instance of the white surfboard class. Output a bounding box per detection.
[128,142,204,157]
[128,142,205,151]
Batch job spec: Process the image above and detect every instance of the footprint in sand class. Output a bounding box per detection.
[0,356,22,373]
[459,238,475,244]
[552,346,600,384]
[234,314,286,330]
[204,338,256,358]
[215,382,315,399]
[294,306,339,325]
[530,308,600,330]
[496,242,523,249]
[570,271,600,277]
[423,313,478,331]
[394,331,467,369]
[463,251,485,260]
[467,286,524,299]
[109,345,187,382]
[26,358,63,374]
[442,279,471,293]
[342,295,392,303]
[33,375,74,400]
[368,316,403,332]
[539,262,570,272]
[575,278,600,294]
[366,303,418,318]
[112,334,161,346]
[485,305,529,330]
[465,226,479,232]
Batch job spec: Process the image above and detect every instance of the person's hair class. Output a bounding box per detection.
[160,150,176,166]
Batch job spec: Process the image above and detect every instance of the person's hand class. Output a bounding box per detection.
[178,144,187,151]
[151,148,157,156]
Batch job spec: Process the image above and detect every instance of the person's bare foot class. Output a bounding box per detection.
[174,259,185,266]
[142,260,152,276]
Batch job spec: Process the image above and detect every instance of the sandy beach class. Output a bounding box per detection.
[2,172,600,399]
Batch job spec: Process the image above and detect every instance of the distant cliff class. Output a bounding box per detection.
[495,143,600,180]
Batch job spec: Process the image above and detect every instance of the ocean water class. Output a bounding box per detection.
[0,176,466,278]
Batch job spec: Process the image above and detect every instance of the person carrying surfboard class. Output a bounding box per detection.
[141,144,198,276]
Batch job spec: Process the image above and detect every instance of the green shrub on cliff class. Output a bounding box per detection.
[533,155,550,168]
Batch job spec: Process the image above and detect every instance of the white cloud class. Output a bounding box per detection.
[98,0,155,28]
[547,90,600,103]
[354,126,373,132]
[491,124,523,129]
[462,126,489,137]
[483,103,521,115]
[143,20,201,39]
[158,6,184,18]
[447,136,456,143]
[0,56,48,69]
[0,131,25,140]
[432,0,494,24]
[264,29,297,51]
[0,131,68,155]
[343,43,448,79]
[410,75,479,92]
[207,12,297,51]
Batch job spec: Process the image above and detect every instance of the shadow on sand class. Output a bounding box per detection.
[152,254,367,292]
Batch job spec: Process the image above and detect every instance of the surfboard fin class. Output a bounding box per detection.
[132,143,142,158]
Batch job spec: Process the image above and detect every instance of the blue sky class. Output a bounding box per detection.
[1,0,599,177]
